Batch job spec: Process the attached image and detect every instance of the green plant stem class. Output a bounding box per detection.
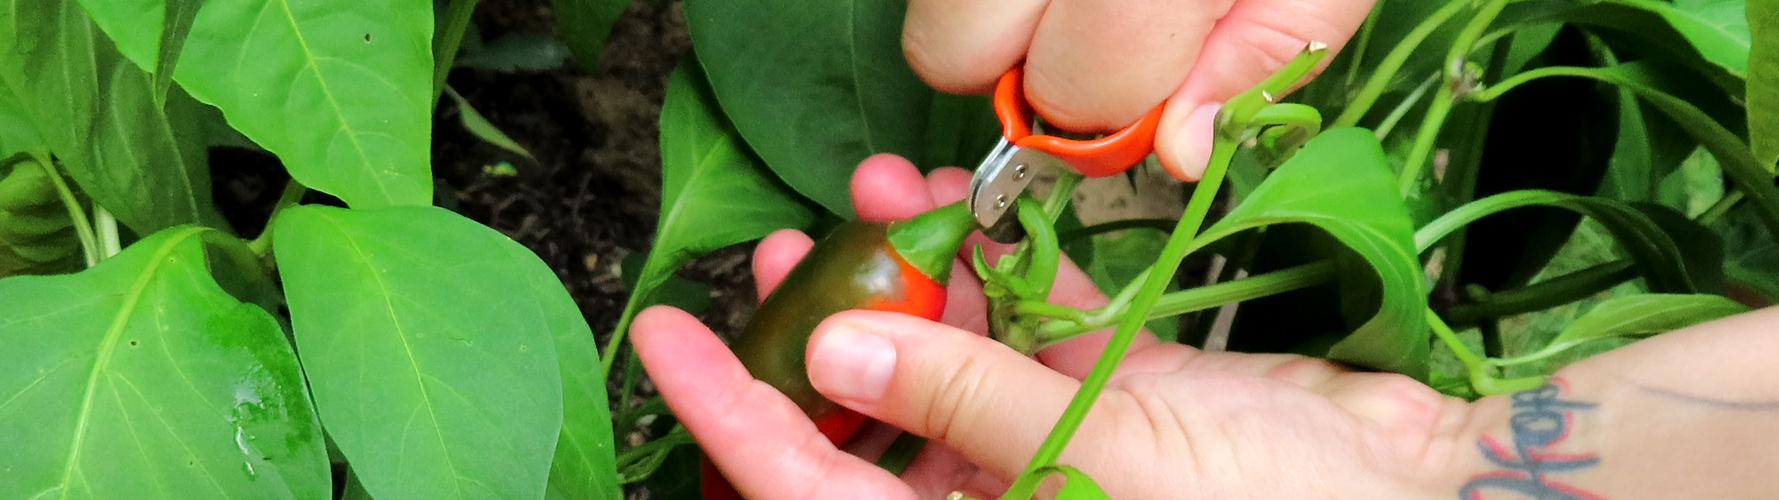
[432,0,480,109]
[1429,308,1547,395]
[1005,137,1237,500]
[1697,189,1744,224]
[1398,0,1510,195]
[1056,218,1176,243]
[1037,260,1337,346]
[1374,72,1439,139]
[1441,259,1639,326]
[1466,66,1602,103]
[1342,0,1386,92]
[1333,0,1470,127]
[1428,307,1485,370]
[1478,318,1504,358]
[1181,228,1263,348]
[876,432,927,475]
[1015,301,1087,323]
[247,178,309,257]
[29,158,99,267]
[95,207,120,258]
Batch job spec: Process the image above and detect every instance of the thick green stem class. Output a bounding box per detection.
[1333,0,1470,127]
[432,0,480,109]
[29,158,99,267]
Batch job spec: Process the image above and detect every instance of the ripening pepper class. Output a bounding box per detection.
[702,202,976,500]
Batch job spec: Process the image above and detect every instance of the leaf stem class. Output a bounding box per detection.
[247,178,309,257]
[1037,260,1337,346]
[29,157,99,267]
[1374,71,1439,139]
[1440,259,1639,326]
[1333,0,1470,128]
[1398,0,1509,196]
[432,0,481,109]
[1697,189,1744,224]
[95,207,121,258]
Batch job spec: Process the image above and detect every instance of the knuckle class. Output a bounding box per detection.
[921,350,999,443]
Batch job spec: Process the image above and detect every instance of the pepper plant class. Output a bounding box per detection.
[2,0,1776,498]
[617,0,1779,496]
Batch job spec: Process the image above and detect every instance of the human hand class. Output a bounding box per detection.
[901,0,1376,181]
[631,154,1474,500]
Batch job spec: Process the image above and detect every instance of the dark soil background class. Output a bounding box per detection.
[430,0,761,349]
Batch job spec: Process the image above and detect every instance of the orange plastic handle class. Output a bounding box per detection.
[993,68,1165,177]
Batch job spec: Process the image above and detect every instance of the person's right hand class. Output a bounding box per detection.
[633,155,1476,500]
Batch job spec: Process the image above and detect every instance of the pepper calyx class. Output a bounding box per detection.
[886,201,975,286]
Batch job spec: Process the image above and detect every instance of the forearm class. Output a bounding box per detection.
[1430,305,1779,499]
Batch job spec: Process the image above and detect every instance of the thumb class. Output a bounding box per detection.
[1153,0,1377,181]
[805,310,1121,480]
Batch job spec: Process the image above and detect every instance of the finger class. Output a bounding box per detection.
[853,154,938,221]
[805,310,1130,479]
[753,229,816,300]
[1023,0,1235,132]
[923,167,1163,378]
[630,306,915,500]
[903,0,1047,95]
[1154,0,1376,180]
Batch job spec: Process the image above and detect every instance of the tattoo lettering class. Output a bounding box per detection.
[1459,380,1604,500]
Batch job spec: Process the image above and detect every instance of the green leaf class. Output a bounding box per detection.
[73,0,201,103]
[1189,128,1429,379]
[1049,465,1112,500]
[619,252,713,314]
[607,56,816,363]
[0,2,226,235]
[506,239,622,500]
[1749,0,1779,168]
[275,205,563,500]
[174,0,434,209]
[0,78,40,155]
[445,86,535,160]
[1507,293,1748,364]
[551,0,630,71]
[1084,229,1178,341]
[1715,203,1779,301]
[1623,0,1749,75]
[917,92,1002,172]
[685,0,935,218]
[454,31,573,72]
[0,227,329,500]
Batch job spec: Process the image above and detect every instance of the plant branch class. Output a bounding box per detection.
[1333,0,1470,127]
[1374,71,1439,139]
[1038,260,1337,346]
[1440,259,1639,326]
[1398,0,1510,195]
[247,178,308,257]
[27,157,99,267]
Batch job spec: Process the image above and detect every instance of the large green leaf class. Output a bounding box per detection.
[276,205,563,500]
[174,0,433,209]
[684,0,935,218]
[551,0,631,71]
[0,1,226,235]
[0,227,328,500]
[606,57,816,361]
[1749,0,1779,168]
[0,78,39,155]
[1084,229,1178,341]
[506,243,622,500]
[1190,128,1428,379]
[73,0,202,103]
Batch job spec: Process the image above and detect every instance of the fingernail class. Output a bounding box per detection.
[808,322,897,405]
[1173,103,1222,181]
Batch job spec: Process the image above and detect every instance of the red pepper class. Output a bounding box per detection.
[702,202,974,500]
